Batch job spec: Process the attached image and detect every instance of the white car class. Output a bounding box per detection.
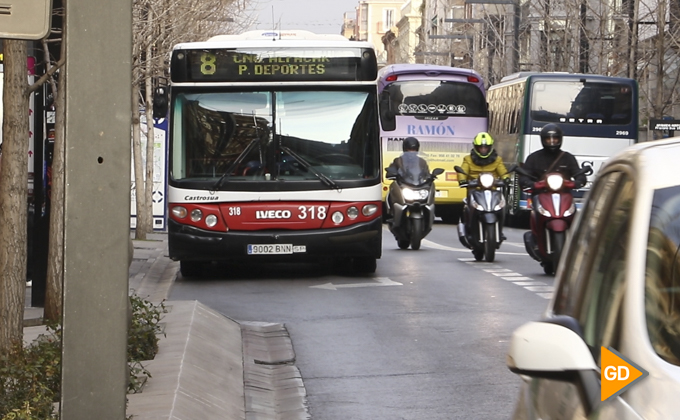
[506,137,680,419]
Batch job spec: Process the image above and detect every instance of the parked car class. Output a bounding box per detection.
[506,137,680,419]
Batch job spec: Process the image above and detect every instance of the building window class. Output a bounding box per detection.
[383,8,395,32]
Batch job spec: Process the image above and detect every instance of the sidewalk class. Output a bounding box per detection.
[23,232,310,420]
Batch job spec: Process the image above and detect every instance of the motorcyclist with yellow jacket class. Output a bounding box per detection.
[458,132,511,238]
[458,132,510,186]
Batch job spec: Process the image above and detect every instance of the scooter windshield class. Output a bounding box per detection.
[398,152,430,187]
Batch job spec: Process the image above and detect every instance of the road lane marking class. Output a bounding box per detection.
[459,258,554,299]
[524,286,554,292]
[310,277,402,290]
[421,238,526,255]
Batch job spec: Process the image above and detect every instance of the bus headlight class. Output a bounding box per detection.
[172,206,188,219]
[190,209,203,222]
[205,214,218,227]
[347,206,359,219]
[362,204,378,217]
[331,211,344,224]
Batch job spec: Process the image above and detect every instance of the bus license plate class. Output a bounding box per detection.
[247,244,294,255]
[435,190,448,198]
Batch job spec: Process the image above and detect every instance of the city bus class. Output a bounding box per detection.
[377,64,488,223]
[487,72,639,218]
[167,30,382,276]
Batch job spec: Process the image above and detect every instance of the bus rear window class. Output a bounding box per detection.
[384,80,486,118]
[530,81,633,125]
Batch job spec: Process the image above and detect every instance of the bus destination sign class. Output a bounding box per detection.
[172,49,367,83]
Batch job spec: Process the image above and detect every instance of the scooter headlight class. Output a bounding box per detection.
[470,195,484,211]
[493,197,506,212]
[536,202,552,217]
[546,174,564,191]
[402,188,429,201]
[563,202,576,217]
[479,173,494,189]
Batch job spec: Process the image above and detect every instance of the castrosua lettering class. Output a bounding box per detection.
[184,195,219,201]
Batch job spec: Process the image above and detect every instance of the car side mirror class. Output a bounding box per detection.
[507,319,600,415]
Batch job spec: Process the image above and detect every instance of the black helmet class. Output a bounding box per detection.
[403,137,420,152]
[540,124,563,151]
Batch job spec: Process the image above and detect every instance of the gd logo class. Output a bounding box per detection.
[600,347,649,402]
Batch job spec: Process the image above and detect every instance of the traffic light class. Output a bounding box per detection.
[152,86,168,119]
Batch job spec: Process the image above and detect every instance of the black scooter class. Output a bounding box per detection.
[385,155,444,250]
[454,166,511,262]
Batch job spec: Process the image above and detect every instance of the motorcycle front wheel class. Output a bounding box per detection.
[549,230,566,274]
[483,223,496,262]
[472,249,484,261]
[410,218,423,250]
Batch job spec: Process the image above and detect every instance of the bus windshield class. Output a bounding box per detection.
[172,89,378,183]
[383,80,487,118]
[530,81,633,125]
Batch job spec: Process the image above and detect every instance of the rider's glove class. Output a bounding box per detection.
[459,180,468,187]
[503,177,511,186]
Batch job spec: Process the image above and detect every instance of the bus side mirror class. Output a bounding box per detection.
[153,86,169,119]
[380,96,396,132]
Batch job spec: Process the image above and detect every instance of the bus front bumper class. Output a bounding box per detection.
[168,218,383,262]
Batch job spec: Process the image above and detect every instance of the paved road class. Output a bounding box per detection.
[169,223,550,419]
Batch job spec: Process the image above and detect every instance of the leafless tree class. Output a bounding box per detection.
[130,0,253,239]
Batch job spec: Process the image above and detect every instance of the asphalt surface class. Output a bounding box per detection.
[23,232,310,420]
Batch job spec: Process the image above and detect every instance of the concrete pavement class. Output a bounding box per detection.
[24,232,310,420]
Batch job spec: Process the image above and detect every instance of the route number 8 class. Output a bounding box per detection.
[200,53,217,75]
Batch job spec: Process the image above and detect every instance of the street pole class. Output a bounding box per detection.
[60,0,132,418]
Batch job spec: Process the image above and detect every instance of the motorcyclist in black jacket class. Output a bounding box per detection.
[385,137,430,216]
[519,123,587,190]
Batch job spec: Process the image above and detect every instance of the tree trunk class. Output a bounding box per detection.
[132,85,148,239]
[0,40,29,351]
[44,34,67,322]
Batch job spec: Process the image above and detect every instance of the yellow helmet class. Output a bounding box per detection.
[473,132,494,158]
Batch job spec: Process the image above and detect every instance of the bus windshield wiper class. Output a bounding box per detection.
[279,146,340,190]
[211,137,260,191]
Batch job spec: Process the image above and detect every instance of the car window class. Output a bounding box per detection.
[554,171,624,316]
[645,185,680,367]
[577,175,634,365]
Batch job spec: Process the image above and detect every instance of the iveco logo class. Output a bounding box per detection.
[184,195,218,201]
[256,210,291,219]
